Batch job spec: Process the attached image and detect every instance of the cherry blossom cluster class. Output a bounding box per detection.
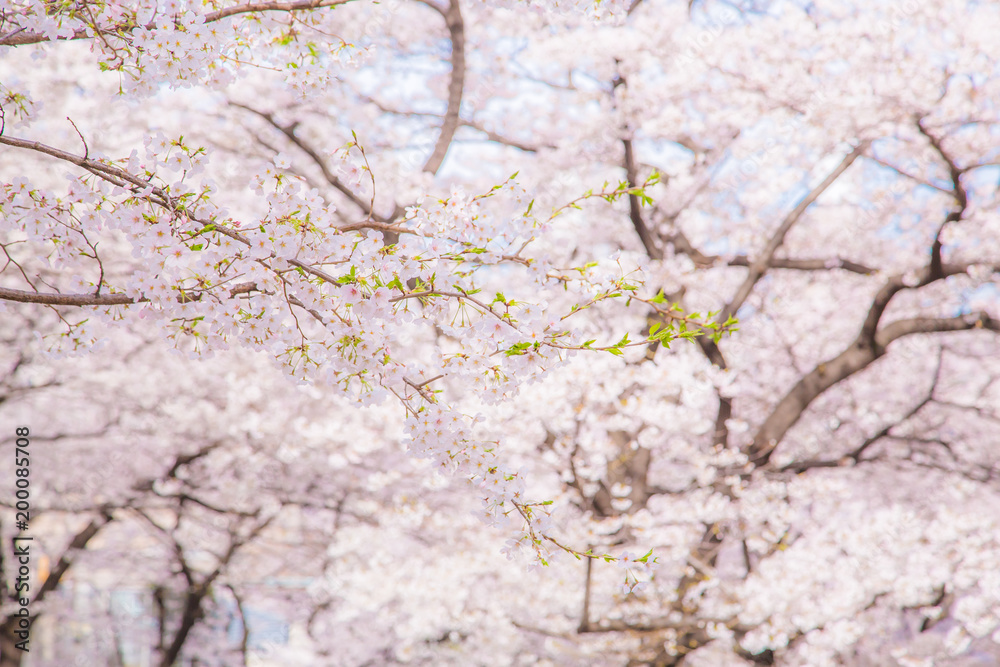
[1,134,697,568]
[480,0,632,21]
[5,0,1000,662]
[0,0,359,96]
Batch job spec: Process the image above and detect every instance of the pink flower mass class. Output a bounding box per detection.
[1,0,999,664]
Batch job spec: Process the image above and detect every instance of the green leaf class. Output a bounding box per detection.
[337,265,358,284]
[505,342,532,356]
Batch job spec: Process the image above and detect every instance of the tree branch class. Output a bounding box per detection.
[863,154,952,195]
[578,554,593,632]
[31,511,114,606]
[359,95,545,153]
[460,119,546,152]
[0,286,136,307]
[156,515,275,667]
[876,312,999,347]
[917,118,969,280]
[623,137,662,260]
[779,352,942,473]
[727,255,876,274]
[750,306,998,466]
[421,0,465,175]
[857,263,985,347]
[664,226,874,275]
[718,142,867,325]
[230,102,383,220]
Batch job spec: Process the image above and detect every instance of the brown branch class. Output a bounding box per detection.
[750,308,999,466]
[0,286,220,307]
[876,312,999,347]
[779,354,942,473]
[359,96,539,152]
[0,134,254,251]
[460,119,547,153]
[727,255,876,275]
[230,102,382,220]
[857,263,985,347]
[228,584,251,662]
[665,227,716,268]
[156,516,274,667]
[863,155,952,195]
[917,118,969,280]
[0,135,402,308]
[204,0,352,21]
[32,511,114,606]
[717,142,867,325]
[0,286,136,307]
[0,135,157,192]
[623,138,662,260]
[579,553,593,632]
[664,223,875,275]
[421,0,465,175]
